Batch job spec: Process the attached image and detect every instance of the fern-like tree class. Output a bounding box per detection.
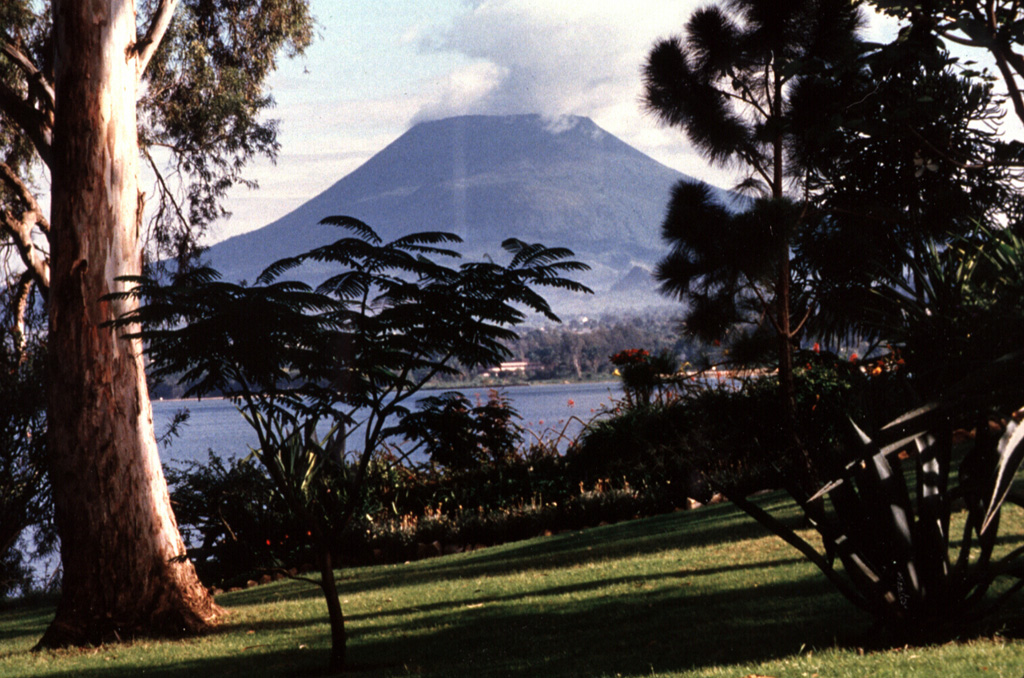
[642,0,863,490]
[112,217,590,673]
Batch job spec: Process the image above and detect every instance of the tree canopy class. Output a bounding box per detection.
[0,0,314,284]
[789,40,1024,343]
[871,0,1024,127]
[643,0,865,491]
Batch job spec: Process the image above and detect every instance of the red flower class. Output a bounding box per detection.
[813,342,820,353]
[610,348,650,366]
[850,353,859,362]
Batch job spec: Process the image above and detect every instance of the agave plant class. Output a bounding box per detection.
[729,225,1024,634]
[734,396,1024,631]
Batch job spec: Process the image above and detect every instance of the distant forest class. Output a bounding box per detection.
[149,311,704,398]
[425,310,709,385]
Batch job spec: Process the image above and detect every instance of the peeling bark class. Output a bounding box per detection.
[38,0,220,647]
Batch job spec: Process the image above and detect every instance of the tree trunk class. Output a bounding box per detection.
[771,71,814,496]
[318,546,347,673]
[38,0,220,647]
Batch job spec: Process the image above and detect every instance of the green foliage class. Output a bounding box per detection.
[865,226,1024,408]
[401,390,523,470]
[790,41,1024,344]
[1,2,314,268]
[574,354,896,503]
[138,0,314,264]
[609,348,678,409]
[641,0,861,340]
[653,184,797,342]
[165,452,309,585]
[642,0,865,445]
[642,0,863,184]
[735,398,1024,636]
[113,217,589,670]
[869,0,1024,127]
[723,226,1024,635]
[0,288,48,600]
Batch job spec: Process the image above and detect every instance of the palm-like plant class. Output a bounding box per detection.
[111,217,590,673]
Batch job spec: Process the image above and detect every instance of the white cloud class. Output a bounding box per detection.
[409,0,742,189]
[412,60,509,122]
[417,1,694,120]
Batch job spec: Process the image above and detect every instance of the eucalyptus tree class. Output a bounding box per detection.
[0,0,313,646]
[642,0,864,489]
[113,217,591,672]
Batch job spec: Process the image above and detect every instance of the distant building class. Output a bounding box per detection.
[483,360,531,378]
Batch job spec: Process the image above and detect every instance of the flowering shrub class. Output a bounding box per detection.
[609,348,678,408]
[609,348,650,366]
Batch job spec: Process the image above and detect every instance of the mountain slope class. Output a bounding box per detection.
[205,114,731,311]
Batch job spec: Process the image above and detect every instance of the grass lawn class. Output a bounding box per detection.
[3,495,1024,677]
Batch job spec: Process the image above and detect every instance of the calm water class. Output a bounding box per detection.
[16,382,623,587]
[152,381,624,466]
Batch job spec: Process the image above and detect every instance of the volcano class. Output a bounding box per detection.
[205,114,733,313]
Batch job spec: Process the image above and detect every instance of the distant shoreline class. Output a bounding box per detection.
[150,376,621,403]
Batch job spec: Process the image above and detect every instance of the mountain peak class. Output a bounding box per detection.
[206,113,724,313]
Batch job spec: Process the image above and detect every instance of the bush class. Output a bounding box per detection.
[166,452,312,585]
[571,353,905,501]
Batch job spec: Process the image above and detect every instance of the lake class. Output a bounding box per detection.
[152,381,624,466]
[17,382,623,587]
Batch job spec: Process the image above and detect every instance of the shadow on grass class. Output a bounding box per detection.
[5,647,332,678]
[0,603,55,643]
[8,496,1024,677]
[339,555,806,624]
[349,568,862,677]
[224,498,800,608]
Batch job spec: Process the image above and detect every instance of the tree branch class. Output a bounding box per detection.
[12,271,34,362]
[0,34,55,113]
[0,163,50,293]
[790,304,814,338]
[0,81,52,168]
[143,147,189,231]
[986,41,1024,126]
[134,0,180,77]
[0,160,49,235]
[1,211,50,294]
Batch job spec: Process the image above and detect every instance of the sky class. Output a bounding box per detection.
[207,1,900,245]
